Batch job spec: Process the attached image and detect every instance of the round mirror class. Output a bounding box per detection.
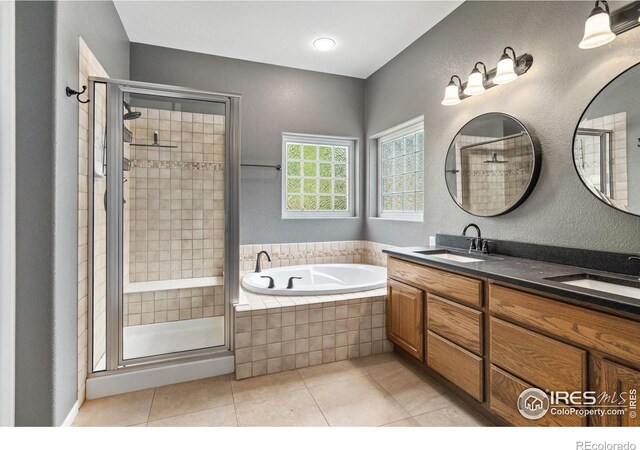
[445,113,540,217]
[573,63,640,216]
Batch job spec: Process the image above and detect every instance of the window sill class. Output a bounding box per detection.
[282,215,359,220]
[368,216,423,223]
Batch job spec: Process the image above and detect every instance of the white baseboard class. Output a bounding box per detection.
[86,354,235,400]
[61,401,79,427]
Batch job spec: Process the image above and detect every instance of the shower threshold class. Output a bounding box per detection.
[123,316,224,360]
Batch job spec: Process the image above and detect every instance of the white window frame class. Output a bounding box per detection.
[281,133,357,219]
[374,116,424,221]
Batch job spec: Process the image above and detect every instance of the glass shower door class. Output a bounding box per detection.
[89,78,238,373]
[120,91,228,363]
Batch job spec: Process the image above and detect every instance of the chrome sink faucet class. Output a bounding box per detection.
[255,251,271,273]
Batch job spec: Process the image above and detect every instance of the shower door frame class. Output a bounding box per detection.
[88,77,240,374]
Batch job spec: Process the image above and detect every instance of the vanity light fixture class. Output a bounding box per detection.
[464,62,487,96]
[441,47,533,106]
[441,75,462,105]
[579,0,640,49]
[493,47,518,85]
[313,37,336,51]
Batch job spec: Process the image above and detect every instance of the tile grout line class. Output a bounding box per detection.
[297,369,332,427]
[145,388,157,426]
[229,373,241,427]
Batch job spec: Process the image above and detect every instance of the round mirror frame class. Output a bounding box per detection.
[572,62,640,218]
[444,112,541,217]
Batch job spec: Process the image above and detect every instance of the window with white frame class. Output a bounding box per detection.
[282,134,356,218]
[377,118,424,220]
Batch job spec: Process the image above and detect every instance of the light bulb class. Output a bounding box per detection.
[464,68,485,96]
[494,53,518,85]
[441,82,461,106]
[579,6,616,49]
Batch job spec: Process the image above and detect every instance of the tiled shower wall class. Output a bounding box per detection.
[123,108,226,326]
[126,109,225,283]
[124,286,224,326]
[239,240,390,273]
[577,113,627,208]
[454,134,533,216]
[78,38,109,405]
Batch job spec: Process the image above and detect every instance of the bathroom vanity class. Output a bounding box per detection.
[383,245,640,427]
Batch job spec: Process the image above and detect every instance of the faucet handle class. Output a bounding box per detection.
[260,276,275,289]
[466,237,477,251]
[481,240,493,255]
[287,277,302,289]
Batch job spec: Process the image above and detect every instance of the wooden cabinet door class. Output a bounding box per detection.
[591,358,640,427]
[387,279,424,360]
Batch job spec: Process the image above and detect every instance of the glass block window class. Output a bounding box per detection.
[282,134,355,218]
[377,119,424,220]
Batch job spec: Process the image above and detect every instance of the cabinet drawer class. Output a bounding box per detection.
[427,294,482,355]
[427,331,483,401]
[489,365,586,427]
[490,318,586,392]
[388,257,482,307]
[489,283,640,365]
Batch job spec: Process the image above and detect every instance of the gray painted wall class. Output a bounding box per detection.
[364,1,640,253]
[129,43,366,245]
[15,0,129,426]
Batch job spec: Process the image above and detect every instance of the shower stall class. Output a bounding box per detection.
[88,78,239,382]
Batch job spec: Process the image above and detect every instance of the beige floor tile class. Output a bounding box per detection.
[73,389,155,427]
[149,375,233,421]
[231,370,305,403]
[309,375,409,426]
[147,404,237,427]
[371,359,453,416]
[402,404,491,427]
[350,352,399,372]
[297,359,368,387]
[235,388,328,426]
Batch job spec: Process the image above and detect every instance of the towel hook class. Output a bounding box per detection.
[66,85,90,104]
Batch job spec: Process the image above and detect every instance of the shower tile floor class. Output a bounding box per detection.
[73,352,491,427]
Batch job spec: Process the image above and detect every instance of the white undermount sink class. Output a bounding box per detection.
[414,251,484,263]
[546,274,640,300]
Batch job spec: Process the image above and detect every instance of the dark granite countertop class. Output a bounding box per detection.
[383,245,640,318]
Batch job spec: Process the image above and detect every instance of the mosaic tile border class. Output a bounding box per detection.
[132,159,224,171]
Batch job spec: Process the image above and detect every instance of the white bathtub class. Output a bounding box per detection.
[241,263,387,296]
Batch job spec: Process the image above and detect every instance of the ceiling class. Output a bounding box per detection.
[114,1,462,79]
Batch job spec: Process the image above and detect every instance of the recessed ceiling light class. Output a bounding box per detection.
[313,37,335,52]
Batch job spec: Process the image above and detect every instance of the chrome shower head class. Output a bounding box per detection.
[123,101,142,121]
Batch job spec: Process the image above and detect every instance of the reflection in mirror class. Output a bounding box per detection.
[445,113,540,217]
[574,63,639,216]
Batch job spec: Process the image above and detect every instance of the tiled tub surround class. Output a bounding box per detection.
[239,240,390,273]
[234,290,393,379]
[453,134,533,216]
